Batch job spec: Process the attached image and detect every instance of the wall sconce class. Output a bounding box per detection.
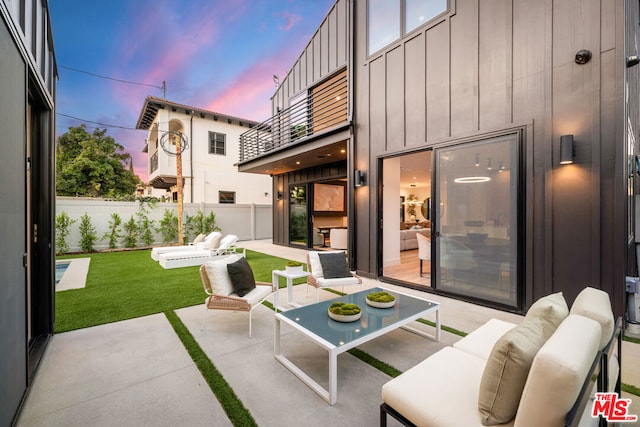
[277,191,283,200]
[560,135,574,165]
[627,55,640,68]
[354,170,366,187]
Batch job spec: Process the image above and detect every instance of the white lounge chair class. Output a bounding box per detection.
[158,234,244,269]
[151,231,222,261]
[306,250,361,301]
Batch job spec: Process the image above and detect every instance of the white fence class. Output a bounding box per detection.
[56,198,272,253]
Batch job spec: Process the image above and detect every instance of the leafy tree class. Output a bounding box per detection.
[56,125,140,197]
[55,212,75,254]
[78,213,98,252]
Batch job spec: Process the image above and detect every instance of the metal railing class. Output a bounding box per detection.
[239,72,348,162]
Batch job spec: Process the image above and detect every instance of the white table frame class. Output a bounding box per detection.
[272,269,311,310]
[274,288,440,405]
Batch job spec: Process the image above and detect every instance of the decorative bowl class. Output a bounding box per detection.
[328,302,362,323]
[365,291,396,308]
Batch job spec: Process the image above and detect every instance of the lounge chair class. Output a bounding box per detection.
[199,253,275,337]
[158,234,244,269]
[151,231,222,261]
[306,250,362,301]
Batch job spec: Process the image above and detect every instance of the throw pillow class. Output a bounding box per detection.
[208,234,223,251]
[192,233,205,244]
[318,252,351,279]
[203,254,242,296]
[226,257,256,297]
[524,292,569,340]
[478,318,546,425]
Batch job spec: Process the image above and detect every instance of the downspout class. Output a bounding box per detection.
[190,110,194,203]
[347,0,357,270]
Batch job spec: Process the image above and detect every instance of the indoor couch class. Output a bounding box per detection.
[400,228,431,251]
[380,287,622,427]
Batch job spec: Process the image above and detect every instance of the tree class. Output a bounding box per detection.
[56,125,140,197]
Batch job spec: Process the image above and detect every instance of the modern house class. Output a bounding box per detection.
[238,0,639,319]
[0,0,57,424]
[136,96,273,205]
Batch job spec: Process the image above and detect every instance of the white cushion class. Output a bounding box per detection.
[514,314,601,427]
[308,250,345,279]
[192,233,206,244]
[524,292,569,340]
[160,249,211,261]
[315,277,360,287]
[382,347,499,427]
[231,284,273,305]
[453,318,518,361]
[569,287,614,350]
[203,254,243,296]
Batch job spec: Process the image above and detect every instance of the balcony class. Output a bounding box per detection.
[239,70,348,164]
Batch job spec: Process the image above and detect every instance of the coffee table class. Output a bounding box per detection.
[274,287,440,405]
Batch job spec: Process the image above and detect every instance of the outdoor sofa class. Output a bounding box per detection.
[380,287,622,427]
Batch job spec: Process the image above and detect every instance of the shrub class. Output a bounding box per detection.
[55,212,75,255]
[136,202,155,246]
[122,216,138,248]
[185,209,221,241]
[78,213,97,252]
[158,209,178,243]
[103,213,123,249]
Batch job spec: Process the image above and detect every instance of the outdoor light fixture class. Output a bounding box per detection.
[277,191,283,200]
[627,55,640,68]
[560,135,574,165]
[575,49,592,65]
[354,170,366,187]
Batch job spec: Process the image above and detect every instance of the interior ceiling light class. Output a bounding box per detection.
[475,154,480,167]
[487,158,493,171]
[340,149,346,153]
[454,176,491,183]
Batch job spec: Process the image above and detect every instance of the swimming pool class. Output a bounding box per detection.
[55,262,70,285]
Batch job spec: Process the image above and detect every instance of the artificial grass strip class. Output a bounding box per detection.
[622,383,640,397]
[347,348,402,378]
[624,335,640,345]
[164,310,257,427]
[416,318,467,338]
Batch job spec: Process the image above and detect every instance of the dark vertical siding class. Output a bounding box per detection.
[353,0,628,314]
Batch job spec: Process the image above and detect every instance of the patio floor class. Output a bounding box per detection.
[16,240,640,426]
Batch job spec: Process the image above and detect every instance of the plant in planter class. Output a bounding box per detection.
[366,291,396,308]
[328,302,362,322]
[285,260,304,273]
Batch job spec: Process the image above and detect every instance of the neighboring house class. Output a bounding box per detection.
[238,0,639,319]
[136,96,273,205]
[0,0,57,424]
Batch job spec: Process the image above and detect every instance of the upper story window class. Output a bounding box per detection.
[368,0,448,55]
[219,191,235,204]
[209,132,226,155]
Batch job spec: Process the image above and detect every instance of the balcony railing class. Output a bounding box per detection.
[239,71,347,162]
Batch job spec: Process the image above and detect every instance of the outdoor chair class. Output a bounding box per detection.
[306,250,362,301]
[199,253,275,337]
[416,232,431,277]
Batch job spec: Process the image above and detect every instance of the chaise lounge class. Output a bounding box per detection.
[151,231,221,261]
[158,234,244,269]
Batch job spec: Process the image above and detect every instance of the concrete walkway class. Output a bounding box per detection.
[16,240,640,426]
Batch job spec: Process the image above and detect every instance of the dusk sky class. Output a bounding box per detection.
[50,0,334,182]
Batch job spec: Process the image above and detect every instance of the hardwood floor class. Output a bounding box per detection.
[383,249,431,287]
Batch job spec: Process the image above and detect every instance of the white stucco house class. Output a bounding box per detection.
[136,96,272,204]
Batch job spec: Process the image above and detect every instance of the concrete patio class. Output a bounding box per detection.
[16,240,640,426]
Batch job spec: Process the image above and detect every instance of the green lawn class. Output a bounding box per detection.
[55,249,304,333]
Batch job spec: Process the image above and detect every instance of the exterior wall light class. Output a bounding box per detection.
[560,135,574,165]
[354,170,366,187]
[277,191,283,200]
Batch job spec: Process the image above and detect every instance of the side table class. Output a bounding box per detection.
[272,269,310,310]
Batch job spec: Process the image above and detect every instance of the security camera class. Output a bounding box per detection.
[575,49,592,65]
[627,55,640,68]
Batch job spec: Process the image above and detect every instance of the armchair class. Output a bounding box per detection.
[306,251,361,301]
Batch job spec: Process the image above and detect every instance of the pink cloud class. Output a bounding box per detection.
[275,11,302,31]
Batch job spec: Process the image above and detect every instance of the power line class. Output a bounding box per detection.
[57,113,142,131]
[59,64,163,89]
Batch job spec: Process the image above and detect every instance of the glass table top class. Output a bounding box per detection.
[277,287,438,348]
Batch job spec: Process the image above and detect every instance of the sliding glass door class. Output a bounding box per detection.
[433,134,520,306]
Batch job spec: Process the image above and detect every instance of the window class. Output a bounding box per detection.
[209,132,226,155]
[219,191,235,204]
[368,0,448,55]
